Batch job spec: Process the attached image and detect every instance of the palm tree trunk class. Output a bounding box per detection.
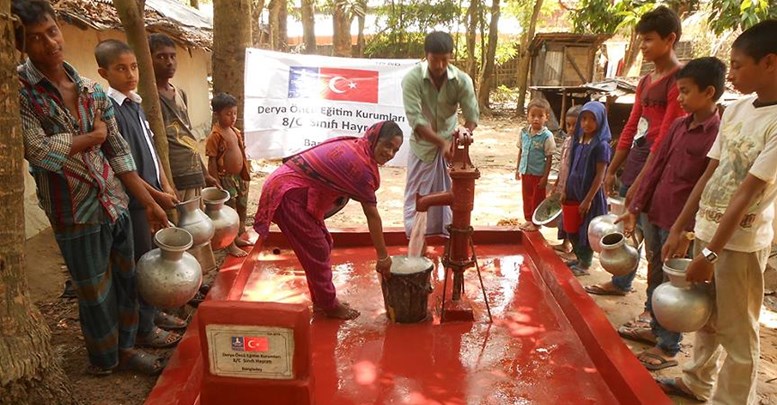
[213,0,252,131]
[515,0,543,116]
[301,0,317,54]
[355,11,365,57]
[114,0,175,188]
[465,0,479,80]
[477,0,500,112]
[0,0,76,402]
[333,1,351,57]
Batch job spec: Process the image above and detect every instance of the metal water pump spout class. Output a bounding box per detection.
[415,128,489,322]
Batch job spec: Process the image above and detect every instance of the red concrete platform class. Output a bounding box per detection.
[145,228,670,405]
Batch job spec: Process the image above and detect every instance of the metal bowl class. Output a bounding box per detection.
[532,193,562,227]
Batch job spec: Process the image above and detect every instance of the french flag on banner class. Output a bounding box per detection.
[288,66,379,103]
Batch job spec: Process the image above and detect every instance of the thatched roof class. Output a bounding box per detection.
[52,0,212,50]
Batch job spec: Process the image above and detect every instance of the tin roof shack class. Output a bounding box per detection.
[528,33,611,130]
[23,0,213,239]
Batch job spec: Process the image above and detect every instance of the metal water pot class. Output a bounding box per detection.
[598,232,639,276]
[588,214,623,253]
[136,227,203,308]
[652,258,713,333]
[202,187,240,250]
[176,196,215,247]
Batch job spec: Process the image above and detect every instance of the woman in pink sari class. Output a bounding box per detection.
[254,121,403,319]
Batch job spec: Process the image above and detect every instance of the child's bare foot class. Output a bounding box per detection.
[552,240,573,253]
[315,302,360,320]
[234,234,254,247]
[519,222,539,231]
[227,242,248,257]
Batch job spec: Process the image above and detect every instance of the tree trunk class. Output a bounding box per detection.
[0,1,75,403]
[301,0,316,54]
[277,0,288,51]
[354,10,365,57]
[213,0,252,131]
[465,0,479,80]
[515,0,543,116]
[332,1,351,57]
[621,28,640,76]
[251,0,265,48]
[268,0,279,50]
[113,0,175,188]
[477,0,500,112]
[189,0,199,9]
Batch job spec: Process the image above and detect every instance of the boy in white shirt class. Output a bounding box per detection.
[658,20,777,404]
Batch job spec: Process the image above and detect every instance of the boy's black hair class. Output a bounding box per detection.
[378,120,403,142]
[424,32,454,54]
[11,0,56,46]
[527,97,552,115]
[635,5,682,44]
[566,104,582,118]
[94,39,134,69]
[732,20,777,62]
[211,92,238,113]
[148,33,176,53]
[676,57,727,101]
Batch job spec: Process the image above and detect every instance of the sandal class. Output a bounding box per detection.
[569,264,590,276]
[85,363,113,376]
[564,259,579,267]
[585,283,629,296]
[136,327,182,348]
[118,350,167,376]
[617,325,657,345]
[638,350,678,371]
[154,311,188,330]
[655,377,704,402]
[622,314,652,328]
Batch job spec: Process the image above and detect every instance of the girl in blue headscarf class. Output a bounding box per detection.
[564,101,612,275]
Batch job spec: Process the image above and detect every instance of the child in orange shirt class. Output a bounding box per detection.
[206,93,252,257]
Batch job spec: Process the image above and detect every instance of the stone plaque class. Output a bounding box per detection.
[205,324,294,379]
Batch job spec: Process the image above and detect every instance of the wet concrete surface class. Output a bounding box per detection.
[239,244,618,404]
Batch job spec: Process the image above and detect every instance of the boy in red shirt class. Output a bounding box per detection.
[586,6,685,315]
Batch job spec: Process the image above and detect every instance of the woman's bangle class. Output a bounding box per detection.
[377,255,390,263]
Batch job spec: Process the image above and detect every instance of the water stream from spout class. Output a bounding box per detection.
[407,212,427,257]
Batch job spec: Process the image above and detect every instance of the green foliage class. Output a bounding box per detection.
[571,0,631,34]
[364,0,460,58]
[707,0,777,35]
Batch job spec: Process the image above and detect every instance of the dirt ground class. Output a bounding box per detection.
[24,114,777,404]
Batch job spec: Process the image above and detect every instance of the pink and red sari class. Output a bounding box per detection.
[252,121,387,310]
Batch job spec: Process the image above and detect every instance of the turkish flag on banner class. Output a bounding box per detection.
[319,67,379,103]
[244,336,269,352]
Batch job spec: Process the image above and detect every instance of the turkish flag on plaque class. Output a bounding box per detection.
[288,66,379,104]
[244,336,269,352]
[319,67,379,103]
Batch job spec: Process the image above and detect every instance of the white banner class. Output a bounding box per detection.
[243,49,418,166]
